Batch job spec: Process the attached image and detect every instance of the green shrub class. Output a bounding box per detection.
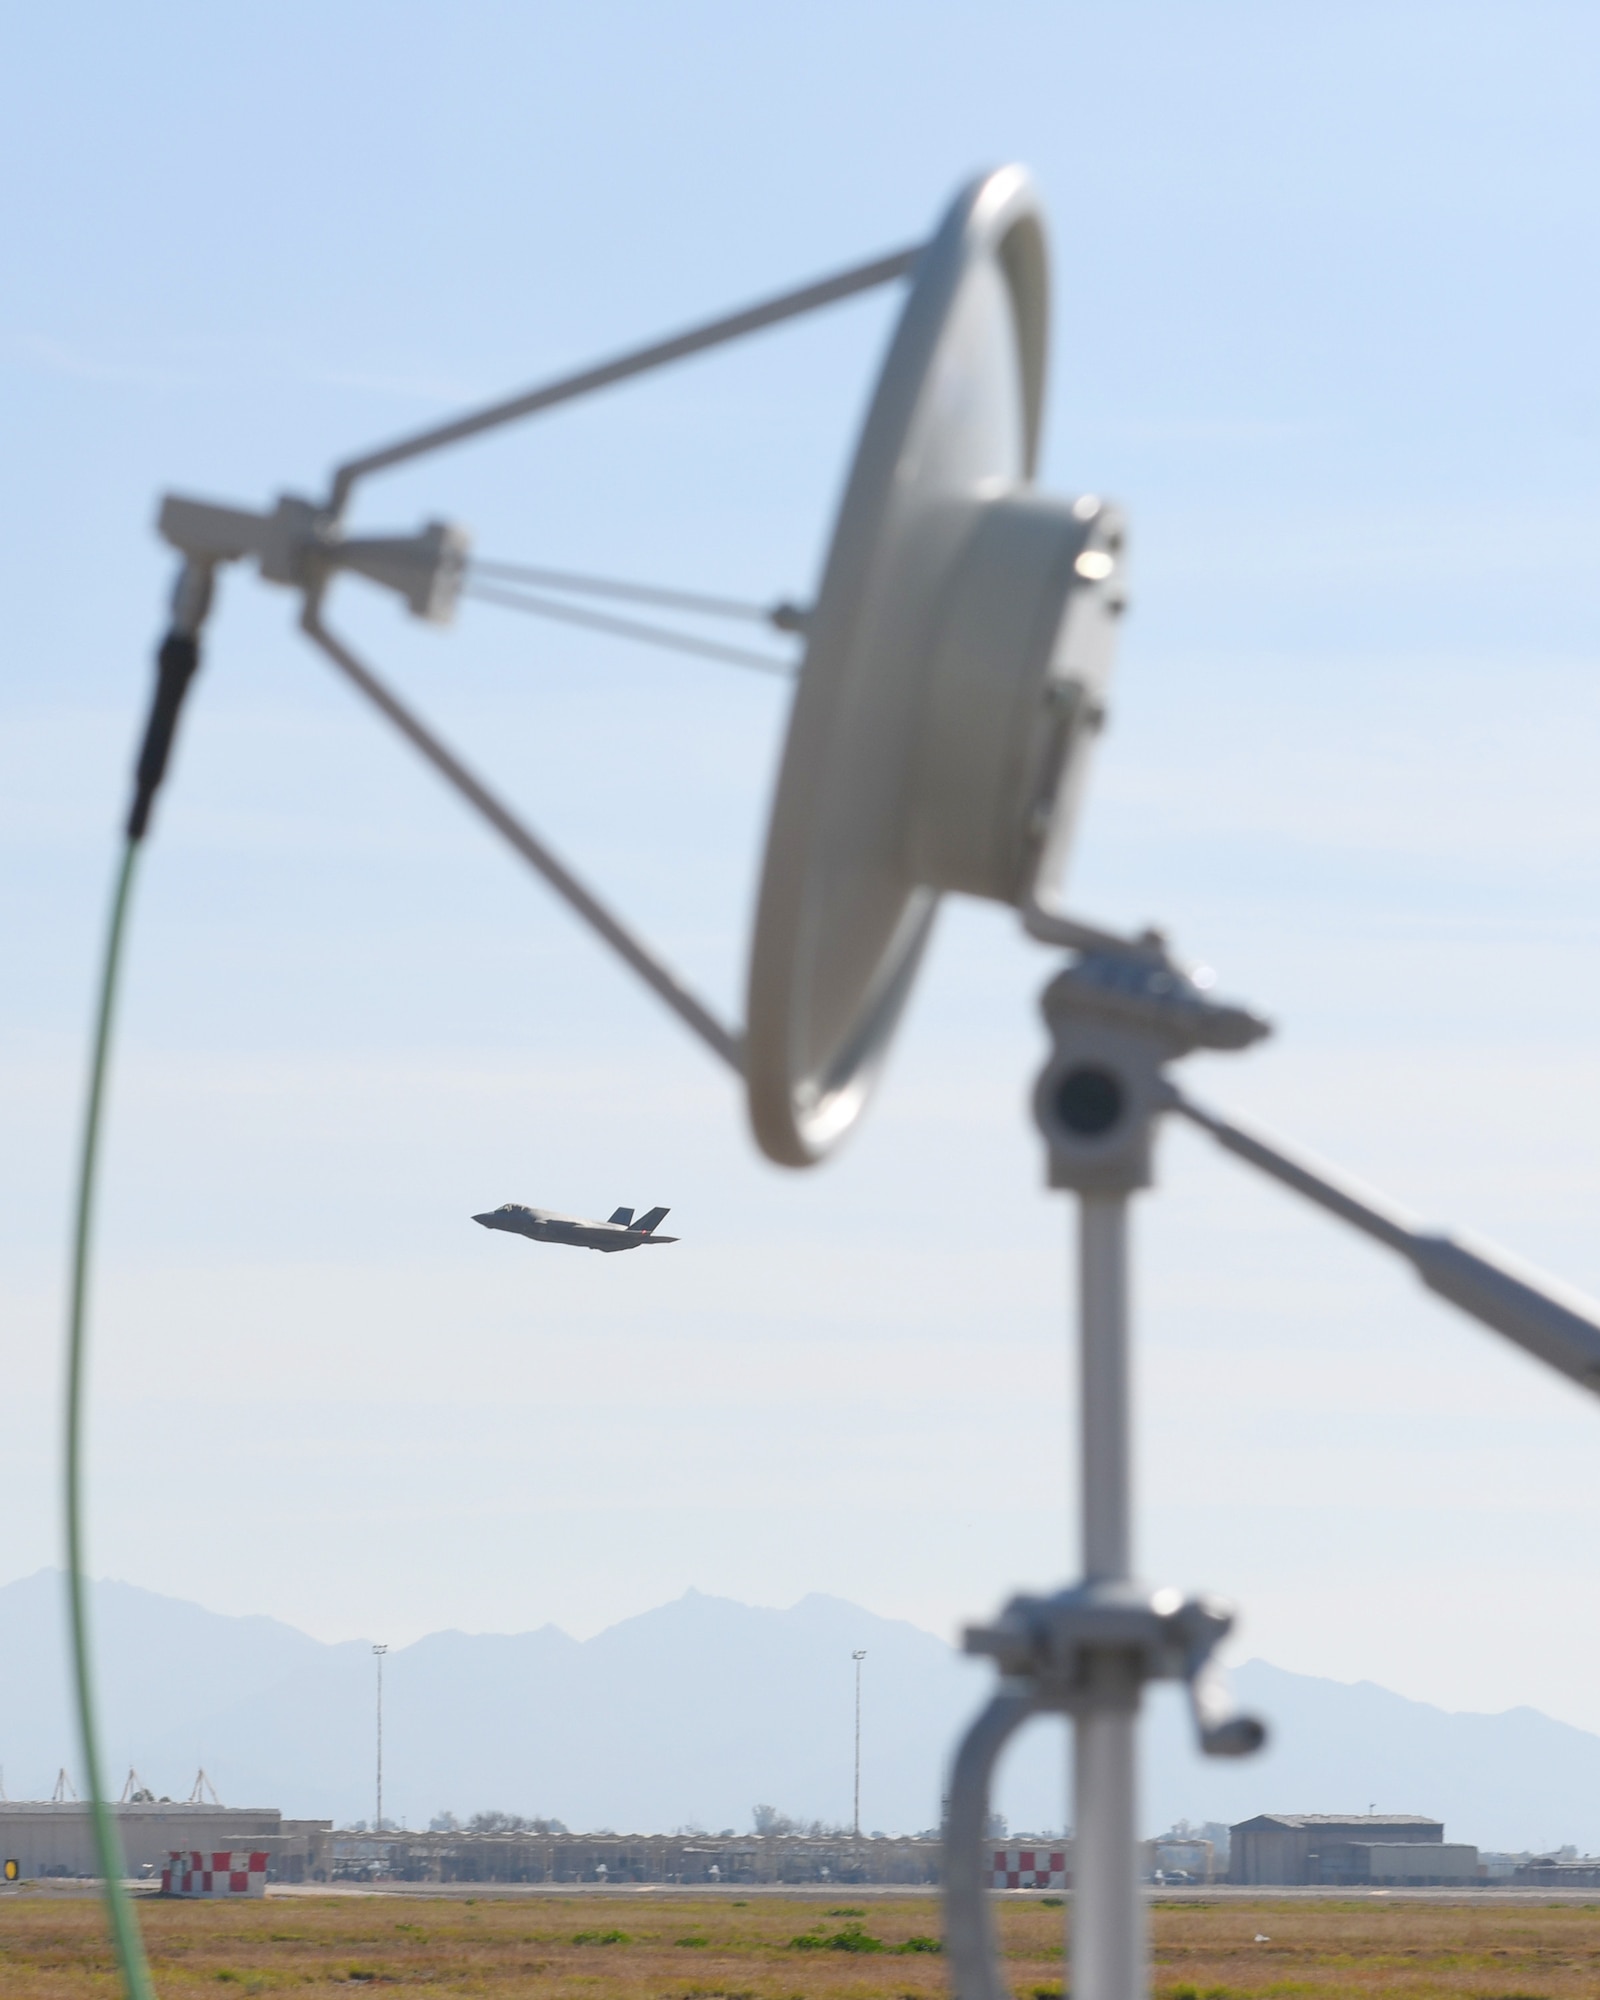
[790,1921,884,1953]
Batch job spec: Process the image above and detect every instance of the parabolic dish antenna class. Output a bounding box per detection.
[746,166,1125,1165]
[71,156,1600,2000]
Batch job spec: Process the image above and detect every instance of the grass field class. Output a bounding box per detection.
[3,1890,1600,1997]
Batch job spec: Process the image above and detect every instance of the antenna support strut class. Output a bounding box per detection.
[149,238,925,1073]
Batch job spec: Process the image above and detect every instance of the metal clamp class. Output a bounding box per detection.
[1032,942,1270,1198]
[945,1582,1263,2000]
[157,492,470,624]
[965,1580,1264,1756]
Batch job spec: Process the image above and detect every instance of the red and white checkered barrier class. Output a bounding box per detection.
[992,1847,1068,1890]
[162,1849,269,1897]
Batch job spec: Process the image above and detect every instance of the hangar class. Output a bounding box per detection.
[1229,1813,1479,1886]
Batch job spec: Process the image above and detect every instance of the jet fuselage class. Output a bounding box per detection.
[473,1203,677,1253]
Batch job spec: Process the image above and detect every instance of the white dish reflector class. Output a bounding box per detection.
[747,165,1125,1165]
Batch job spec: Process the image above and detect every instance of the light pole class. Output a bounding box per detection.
[373,1644,388,1834]
[852,1650,867,1838]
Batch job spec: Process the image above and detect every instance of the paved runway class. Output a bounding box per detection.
[11,1877,1597,1906]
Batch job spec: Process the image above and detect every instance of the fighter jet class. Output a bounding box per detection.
[472,1202,677,1253]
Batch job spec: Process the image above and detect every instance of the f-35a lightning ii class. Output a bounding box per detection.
[473,1202,677,1253]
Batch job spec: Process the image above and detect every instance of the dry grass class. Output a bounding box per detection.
[1,1889,1599,1997]
[1147,1896,1600,1996]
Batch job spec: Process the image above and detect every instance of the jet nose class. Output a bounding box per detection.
[472,1212,498,1229]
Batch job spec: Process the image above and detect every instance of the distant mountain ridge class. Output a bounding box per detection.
[2,1570,1597,1851]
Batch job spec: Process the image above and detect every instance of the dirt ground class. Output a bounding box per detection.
[3,1889,1600,1997]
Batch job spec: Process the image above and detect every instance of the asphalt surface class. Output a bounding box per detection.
[7,1878,1598,1905]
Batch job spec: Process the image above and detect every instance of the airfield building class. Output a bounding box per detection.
[329,1829,943,1885]
[1229,1814,1478,1886]
[0,1802,330,1883]
[1511,1855,1600,1888]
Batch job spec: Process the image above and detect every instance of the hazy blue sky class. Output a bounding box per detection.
[5,0,1600,1812]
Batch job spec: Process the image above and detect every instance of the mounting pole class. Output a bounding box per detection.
[373,1643,388,1836]
[1072,1192,1142,2000]
[1035,952,1271,2000]
[852,1649,867,1838]
[943,945,1270,2000]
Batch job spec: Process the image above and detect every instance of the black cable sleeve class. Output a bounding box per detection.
[126,631,201,841]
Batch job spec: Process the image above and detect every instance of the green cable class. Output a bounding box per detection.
[64,836,157,2000]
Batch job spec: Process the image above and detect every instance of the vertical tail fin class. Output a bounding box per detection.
[634,1206,670,1234]
[607,1207,634,1226]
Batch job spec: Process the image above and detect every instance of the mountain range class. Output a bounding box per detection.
[1,1570,1595,1853]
